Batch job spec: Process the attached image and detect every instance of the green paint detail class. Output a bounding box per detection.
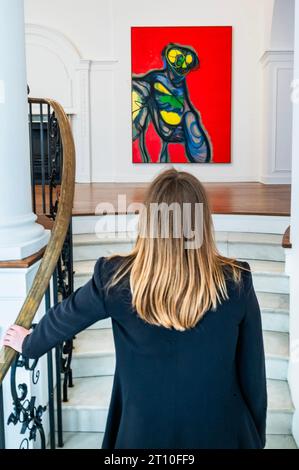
[176,55,184,67]
[158,94,184,110]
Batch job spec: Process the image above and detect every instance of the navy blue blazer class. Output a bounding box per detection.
[22,257,267,449]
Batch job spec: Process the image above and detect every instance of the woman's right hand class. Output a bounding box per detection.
[2,325,31,353]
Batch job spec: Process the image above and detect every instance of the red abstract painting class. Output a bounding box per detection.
[131,26,232,164]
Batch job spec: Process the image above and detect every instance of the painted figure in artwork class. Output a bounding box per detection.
[132,43,212,163]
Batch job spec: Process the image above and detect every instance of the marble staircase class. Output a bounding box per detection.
[59,231,296,449]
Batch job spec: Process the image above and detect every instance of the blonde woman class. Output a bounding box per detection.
[3,169,267,449]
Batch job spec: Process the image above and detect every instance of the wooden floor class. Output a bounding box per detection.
[1,182,290,268]
[70,182,291,217]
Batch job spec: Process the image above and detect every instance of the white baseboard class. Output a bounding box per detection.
[88,176,260,184]
[261,174,292,185]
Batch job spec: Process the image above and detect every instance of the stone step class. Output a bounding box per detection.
[71,329,289,381]
[248,260,289,295]
[73,233,135,262]
[74,259,96,286]
[74,258,289,297]
[62,376,112,433]
[61,376,294,435]
[266,379,295,434]
[256,291,289,311]
[89,318,112,330]
[263,331,289,380]
[256,291,289,332]
[265,434,297,449]
[72,329,116,378]
[73,232,285,263]
[217,232,285,262]
[58,432,104,449]
[261,308,289,334]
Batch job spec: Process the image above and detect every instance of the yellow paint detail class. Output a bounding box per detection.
[186,54,193,65]
[181,61,187,69]
[167,48,182,64]
[154,82,172,95]
[132,90,142,117]
[160,110,181,125]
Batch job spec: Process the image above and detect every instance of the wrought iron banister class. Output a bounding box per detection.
[0,98,75,385]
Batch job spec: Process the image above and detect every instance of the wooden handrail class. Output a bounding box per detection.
[282,226,292,249]
[0,98,75,384]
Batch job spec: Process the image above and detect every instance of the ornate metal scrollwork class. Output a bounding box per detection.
[48,110,74,403]
[48,111,61,219]
[7,354,46,449]
[56,223,75,402]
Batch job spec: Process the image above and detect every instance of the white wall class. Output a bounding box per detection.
[113,0,263,183]
[260,0,294,184]
[25,0,114,61]
[288,0,299,447]
[270,0,295,50]
[24,0,291,183]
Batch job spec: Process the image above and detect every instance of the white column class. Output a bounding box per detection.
[0,262,50,448]
[288,0,299,447]
[73,60,92,183]
[0,0,49,260]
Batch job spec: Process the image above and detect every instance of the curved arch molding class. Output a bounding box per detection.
[25,24,118,182]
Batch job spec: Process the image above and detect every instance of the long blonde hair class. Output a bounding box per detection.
[108,169,242,331]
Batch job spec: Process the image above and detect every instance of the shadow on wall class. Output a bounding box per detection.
[269,0,295,50]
